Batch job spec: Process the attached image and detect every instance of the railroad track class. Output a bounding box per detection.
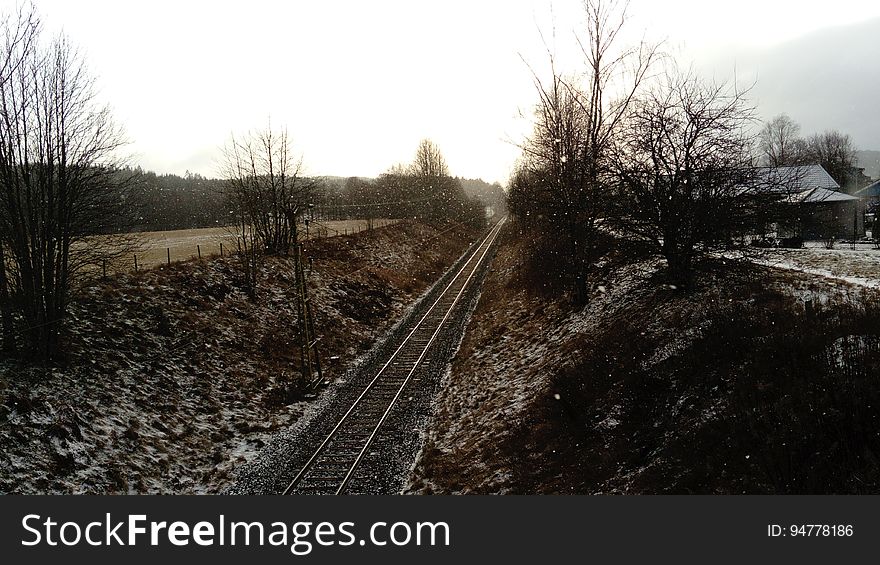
[282,217,507,495]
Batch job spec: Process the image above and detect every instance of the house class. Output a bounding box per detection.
[749,164,863,240]
[855,179,880,237]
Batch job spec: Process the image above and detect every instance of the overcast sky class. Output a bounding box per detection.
[10,0,880,183]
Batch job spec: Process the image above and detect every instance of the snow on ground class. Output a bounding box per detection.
[756,245,880,289]
[231,225,495,495]
[406,225,582,493]
[76,219,401,271]
[408,224,880,494]
[0,220,474,494]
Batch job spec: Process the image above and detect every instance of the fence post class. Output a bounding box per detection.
[197,244,201,259]
[220,242,224,257]
[167,248,171,265]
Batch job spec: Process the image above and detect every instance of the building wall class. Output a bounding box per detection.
[801,200,864,240]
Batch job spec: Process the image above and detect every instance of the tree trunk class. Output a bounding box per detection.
[0,242,15,353]
[570,219,592,306]
[663,238,693,289]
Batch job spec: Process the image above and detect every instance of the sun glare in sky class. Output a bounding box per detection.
[10,0,880,183]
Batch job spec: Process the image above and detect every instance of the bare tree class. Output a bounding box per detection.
[0,5,36,354]
[0,9,129,359]
[512,0,660,303]
[759,114,805,167]
[411,139,449,178]
[410,139,451,220]
[220,125,314,297]
[803,130,857,189]
[406,139,480,223]
[611,69,757,287]
[759,118,858,189]
[509,70,592,282]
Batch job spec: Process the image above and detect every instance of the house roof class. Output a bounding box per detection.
[856,178,880,197]
[751,164,840,194]
[793,186,858,203]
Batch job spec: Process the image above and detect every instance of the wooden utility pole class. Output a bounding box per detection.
[294,242,323,387]
[853,203,858,250]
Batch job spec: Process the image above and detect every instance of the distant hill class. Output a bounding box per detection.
[856,150,880,181]
[719,17,880,158]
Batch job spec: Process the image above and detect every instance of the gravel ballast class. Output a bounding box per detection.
[229,223,501,495]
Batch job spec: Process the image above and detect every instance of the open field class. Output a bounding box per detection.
[760,244,880,289]
[83,219,399,272]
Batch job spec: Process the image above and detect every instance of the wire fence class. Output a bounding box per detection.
[123,219,400,273]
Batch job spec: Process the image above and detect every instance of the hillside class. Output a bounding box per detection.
[0,220,478,493]
[716,17,880,154]
[407,220,880,494]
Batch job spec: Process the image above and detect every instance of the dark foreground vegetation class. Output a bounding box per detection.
[409,220,880,494]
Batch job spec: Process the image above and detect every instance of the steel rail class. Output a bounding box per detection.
[282,217,506,495]
[333,217,506,493]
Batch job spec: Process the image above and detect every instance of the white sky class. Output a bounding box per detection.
[8,0,880,183]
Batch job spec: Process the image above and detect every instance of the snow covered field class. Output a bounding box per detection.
[758,245,880,289]
[78,219,400,272]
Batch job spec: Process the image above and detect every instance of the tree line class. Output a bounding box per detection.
[219,132,488,298]
[759,115,869,191]
[313,140,490,228]
[127,170,230,232]
[127,141,499,236]
[122,164,503,235]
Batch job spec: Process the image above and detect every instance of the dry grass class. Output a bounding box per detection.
[0,219,474,494]
[79,219,400,272]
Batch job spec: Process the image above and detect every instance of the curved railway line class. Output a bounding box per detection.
[282,217,507,495]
